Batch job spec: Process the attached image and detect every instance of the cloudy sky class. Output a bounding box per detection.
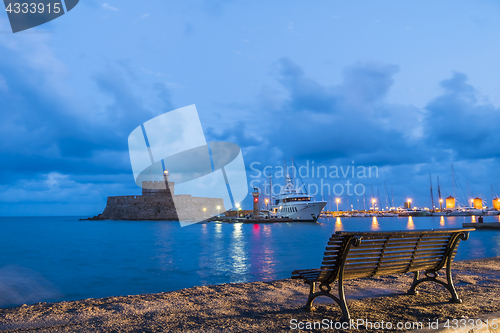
[1,0,499,215]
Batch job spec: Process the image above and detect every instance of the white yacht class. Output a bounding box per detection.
[447,207,484,216]
[270,175,327,221]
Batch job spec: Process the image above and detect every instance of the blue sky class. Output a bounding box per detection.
[1,0,499,215]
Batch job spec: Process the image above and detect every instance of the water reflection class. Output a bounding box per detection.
[440,216,445,227]
[252,224,260,237]
[445,216,458,227]
[153,223,174,269]
[263,225,271,236]
[407,216,415,230]
[371,217,380,231]
[230,223,248,275]
[335,217,343,231]
[472,216,476,223]
[250,223,275,280]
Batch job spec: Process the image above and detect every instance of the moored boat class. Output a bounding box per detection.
[270,172,326,222]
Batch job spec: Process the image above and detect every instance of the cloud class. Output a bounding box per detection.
[0,37,175,214]
[424,72,500,159]
[204,58,500,208]
[341,62,399,105]
[256,58,422,166]
[102,3,119,11]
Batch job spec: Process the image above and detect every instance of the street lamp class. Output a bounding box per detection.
[372,198,376,211]
[203,207,206,218]
[235,203,241,218]
[406,199,412,210]
[265,198,269,210]
[217,205,221,216]
[335,198,340,211]
[238,207,242,217]
[439,198,443,211]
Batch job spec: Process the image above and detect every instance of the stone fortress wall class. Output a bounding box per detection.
[97,176,224,220]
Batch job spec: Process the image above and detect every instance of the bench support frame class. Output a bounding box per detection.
[305,236,360,321]
[407,232,469,303]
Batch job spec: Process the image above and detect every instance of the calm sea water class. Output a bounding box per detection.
[0,215,499,308]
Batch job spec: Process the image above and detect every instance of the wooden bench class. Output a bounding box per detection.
[291,228,474,321]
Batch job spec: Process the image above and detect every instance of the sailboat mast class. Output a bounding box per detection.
[269,175,273,204]
[437,176,442,210]
[467,181,471,206]
[451,165,456,198]
[384,182,389,210]
[429,173,434,210]
[377,188,381,211]
[391,186,394,207]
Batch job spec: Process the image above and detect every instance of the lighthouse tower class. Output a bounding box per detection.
[252,187,260,217]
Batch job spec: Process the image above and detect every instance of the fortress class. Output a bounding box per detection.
[91,173,224,221]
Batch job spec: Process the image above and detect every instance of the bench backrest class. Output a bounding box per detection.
[319,228,473,283]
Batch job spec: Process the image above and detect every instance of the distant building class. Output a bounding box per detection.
[493,198,500,211]
[473,197,483,210]
[446,196,456,209]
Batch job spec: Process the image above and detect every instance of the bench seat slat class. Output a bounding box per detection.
[336,250,416,258]
[358,236,450,245]
[354,242,448,249]
[337,228,474,237]
[344,249,447,261]
[355,241,449,249]
[351,244,447,252]
[343,257,441,270]
[343,263,440,278]
[323,251,341,255]
[346,248,444,257]
[341,251,446,265]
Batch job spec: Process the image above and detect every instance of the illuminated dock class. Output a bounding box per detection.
[463,222,500,229]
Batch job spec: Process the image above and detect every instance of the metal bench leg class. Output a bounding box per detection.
[338,277,350,322]
[407,264,462,303]
[408,271,420,295]
[408,231,465,304]
[304,281,350,322]
[304,282,316,311]
[309,281,316,295]
[445,257,462,303]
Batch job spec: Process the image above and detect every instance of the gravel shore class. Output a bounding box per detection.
[1,257,499,332]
